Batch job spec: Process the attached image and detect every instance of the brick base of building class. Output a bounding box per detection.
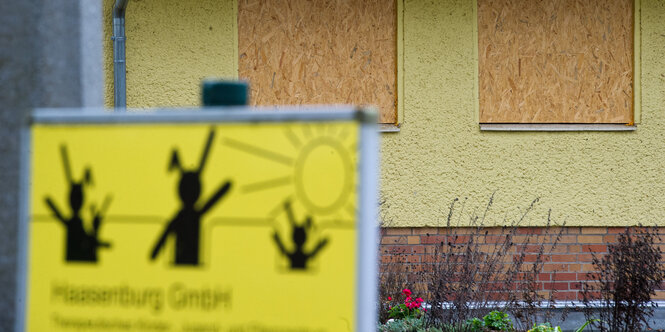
[379,226,665,302]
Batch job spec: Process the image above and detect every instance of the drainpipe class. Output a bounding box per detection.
[112,0,129,110]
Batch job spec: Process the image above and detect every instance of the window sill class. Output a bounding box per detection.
[480,124,637,132]
[379,123,400,133]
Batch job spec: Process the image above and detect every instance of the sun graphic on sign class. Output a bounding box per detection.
[222,123,357,222]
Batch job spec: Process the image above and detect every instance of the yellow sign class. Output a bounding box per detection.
[27,118,361,331]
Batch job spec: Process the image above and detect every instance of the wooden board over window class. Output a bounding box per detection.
[478,0,634,123]
[238,0,397,124]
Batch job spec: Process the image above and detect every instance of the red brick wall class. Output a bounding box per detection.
[379,227,665,301]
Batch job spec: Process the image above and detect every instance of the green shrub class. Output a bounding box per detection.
[464,317,483,332]
[483,311,512,331]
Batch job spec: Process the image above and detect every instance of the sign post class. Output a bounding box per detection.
[22,107,378,332]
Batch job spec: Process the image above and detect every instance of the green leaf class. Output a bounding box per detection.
[575,319,600,332]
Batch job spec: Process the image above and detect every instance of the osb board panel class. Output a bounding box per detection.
[478,0,634,123]
[238,0,397,124]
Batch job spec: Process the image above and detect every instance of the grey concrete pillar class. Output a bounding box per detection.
[0,1,103,330]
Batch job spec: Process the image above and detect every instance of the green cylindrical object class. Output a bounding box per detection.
[202,80,249,106]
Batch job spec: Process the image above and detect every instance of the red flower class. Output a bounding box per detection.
[402,289,412,296]
[387,296,392,301]
[416,297,424,303]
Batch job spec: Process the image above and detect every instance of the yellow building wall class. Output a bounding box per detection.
[382,0,665,227]
[103,0,665,227]
[103,0,237,107]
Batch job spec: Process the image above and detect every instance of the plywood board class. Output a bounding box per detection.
[478,0,634,123]
[238,0,397,124]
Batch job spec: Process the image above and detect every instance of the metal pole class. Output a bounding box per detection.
[112,0,129,110]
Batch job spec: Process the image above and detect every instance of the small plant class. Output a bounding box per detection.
[464,317,484,332]
[387,288,426,320]
[580,227,665,332]
[527,319,598,332]
[527,322,560,332]
[483,311,512,331]
[458,311,512,332]
[378,317,443,332]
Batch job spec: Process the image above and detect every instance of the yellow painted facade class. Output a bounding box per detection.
[103,0,237,107]
[103,0,665,227]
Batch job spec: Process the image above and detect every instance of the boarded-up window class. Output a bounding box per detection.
[238,0,397,124]
[478,0,634,123]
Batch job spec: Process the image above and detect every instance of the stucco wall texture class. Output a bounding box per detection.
[103,0,665,227]
[103,0,236,107]
[381,0,665,227]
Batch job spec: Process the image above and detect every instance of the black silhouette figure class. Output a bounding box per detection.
[273,201,329,270]
[150,129,232,266]
[44,145,112,263]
